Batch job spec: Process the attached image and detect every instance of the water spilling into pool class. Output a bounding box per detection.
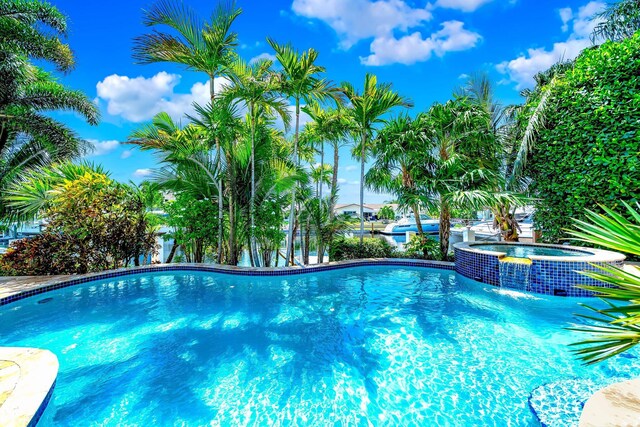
[0,267,636,426]
[499,258,532,292]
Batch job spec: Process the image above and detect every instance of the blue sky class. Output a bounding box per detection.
[50,0,605,203]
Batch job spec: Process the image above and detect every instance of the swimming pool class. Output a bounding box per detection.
[0,266,635,426]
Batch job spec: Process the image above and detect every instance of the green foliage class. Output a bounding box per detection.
[0,233,82,275]
[378,205,395,220]
[329,236,395,261]
[567,202,640,364]
[163,193,218,263]
[404,234,441,260]
[591,0,640,42]
[529,34,640,244]
[0,0,99,221]
[0,165,156,275]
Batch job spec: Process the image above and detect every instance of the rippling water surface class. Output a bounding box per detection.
[0,267,635,426]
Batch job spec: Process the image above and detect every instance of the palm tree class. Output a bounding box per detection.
[133,0,241,263]
[3,162,110,222]
[568,202,640,364]
[413,98,511,259]
[302,103,352,221]
[591,0,640,42]
[459,73,530,241]
[129,112,218,263]
[268,39,340,266]
[366,114,427,236]
[0,0,99,222]
[222,58,291,266]
[339,73,413,243]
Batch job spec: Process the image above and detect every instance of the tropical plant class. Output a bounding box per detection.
[133,0,241,263]
[163,192,218,263]
[302,103,353,219]
[3,162,110,222]
[339,74,413,243]
[378,205,395,221]
[404,234,440,260]
[0,233,81,276]
[591,0,640,42]
[568,202,640,364]
[222,58,291,266]
[0,0,99,220]
[459,73,530,241]
[1,163,157,274]
[268,39,340,266]
[366,114,426,235]
[329,236,395,262]
[412,98,515,259]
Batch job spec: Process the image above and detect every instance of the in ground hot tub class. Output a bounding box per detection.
[454,242,625,297]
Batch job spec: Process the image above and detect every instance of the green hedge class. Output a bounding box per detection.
[529,34,640,243]
[329,236,395,261]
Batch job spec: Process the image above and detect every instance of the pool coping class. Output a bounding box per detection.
[454,241,626,263]
[0,258,455,307]
[0,347,58,427]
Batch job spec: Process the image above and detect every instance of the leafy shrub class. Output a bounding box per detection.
[404,234,441,260]
[329,236,395,261]
[529,34,640,244]
[1,169,157,275]
[0,234,84,275]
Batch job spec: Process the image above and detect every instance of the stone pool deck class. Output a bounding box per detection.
[0,347,58,427]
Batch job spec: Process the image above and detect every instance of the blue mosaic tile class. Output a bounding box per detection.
[454,245,622,297]
[0,260,455,306]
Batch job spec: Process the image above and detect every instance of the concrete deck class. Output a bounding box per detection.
[0,347,58,427]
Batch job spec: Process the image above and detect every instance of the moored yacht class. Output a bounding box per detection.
[381,214,439,235]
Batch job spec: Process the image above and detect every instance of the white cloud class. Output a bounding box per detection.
[337,178,347,184]
[292,0,483,66]
[291,0,433,49]
[361,21,481,66]
[497,1,605,89]
[133,168,153,178]
[344,165,358,172]
[95,72,229,122]
[120,150,133,159]
[87,139,119,156]
[436,0,492,12]
[249,52,277,63]
[559,7,573,32]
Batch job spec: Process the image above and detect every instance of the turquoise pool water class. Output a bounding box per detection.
[0,267,635,426]
[473,244,590,258]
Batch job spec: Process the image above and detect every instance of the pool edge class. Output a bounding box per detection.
[0,258,455,307]
[0,347,58,427]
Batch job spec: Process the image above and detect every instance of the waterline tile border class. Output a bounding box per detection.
[0,258,455,307]
[453,242,626,297]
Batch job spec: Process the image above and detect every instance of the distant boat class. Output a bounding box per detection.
[451,212,534,242]
[380,214,439,235]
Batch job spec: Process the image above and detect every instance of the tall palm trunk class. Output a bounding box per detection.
[439,202,451,260]
[285,99,301,265]
[249,113,260,267]
[303,217,310,264]
[319,142,324,200]
[165,239,179,263]
[208,75,224,264]
[330,141,339,221]
[412,205,424,235]
[359,132,366,244]
[228,193,238,265]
